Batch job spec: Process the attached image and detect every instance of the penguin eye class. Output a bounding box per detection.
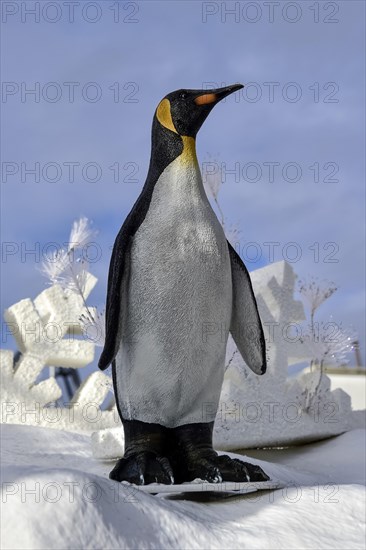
[180,92,187,100]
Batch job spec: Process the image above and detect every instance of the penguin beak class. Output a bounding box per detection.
[168,84,244,137]
[194,84,244,106]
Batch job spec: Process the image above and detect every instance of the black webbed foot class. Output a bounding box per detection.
[172,453,269,483]
[176,455,223,484]
[168,422,270,484]
[238,460,270,482]
[215,454,269,482]
[109,420,174,485]
[109,451,174,485]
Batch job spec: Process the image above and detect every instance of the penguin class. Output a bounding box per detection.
[99,85,268,485]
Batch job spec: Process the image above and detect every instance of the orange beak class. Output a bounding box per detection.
[194,93,217,106]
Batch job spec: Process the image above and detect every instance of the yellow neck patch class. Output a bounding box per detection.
[156,99,177,134]
[156,98,197,167]
[181,136,198,167]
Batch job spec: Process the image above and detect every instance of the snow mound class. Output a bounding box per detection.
[1,424,365,550]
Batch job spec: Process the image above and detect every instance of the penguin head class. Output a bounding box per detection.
[155,84,244,138]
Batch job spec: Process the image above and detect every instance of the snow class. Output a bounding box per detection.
[328,373,366,411]
[3,261,363,452]
[123,480,284,494]
[1,423,365,550]
[1,259,365,548]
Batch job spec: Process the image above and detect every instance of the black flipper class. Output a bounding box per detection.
[227,240,266,375]
[98,211,138,371]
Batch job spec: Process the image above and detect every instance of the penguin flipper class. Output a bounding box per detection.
[227,240,266,375]
[98,222,132,371]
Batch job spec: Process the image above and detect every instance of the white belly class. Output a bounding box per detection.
[115,157,232,427]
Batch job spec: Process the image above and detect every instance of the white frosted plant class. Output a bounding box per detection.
[41,217,106,347]
[298,277,357,410]
[69,216,96,250]
[79,309,106,348]
[298,276,337,331]
[41,216,95,293]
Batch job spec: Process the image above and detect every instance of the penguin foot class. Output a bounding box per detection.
[215,454,270,482]
[167,422,269,484]
[178,455,223,484]
[109,451,174,485]
[172,453,269,484]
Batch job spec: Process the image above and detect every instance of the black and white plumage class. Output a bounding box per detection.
[100,85,268,485]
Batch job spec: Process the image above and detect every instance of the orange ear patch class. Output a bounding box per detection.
[194,93,217,106]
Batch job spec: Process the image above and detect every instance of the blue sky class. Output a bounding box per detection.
[1,0,365,369]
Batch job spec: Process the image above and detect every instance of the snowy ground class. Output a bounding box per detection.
[1,424,365,550]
